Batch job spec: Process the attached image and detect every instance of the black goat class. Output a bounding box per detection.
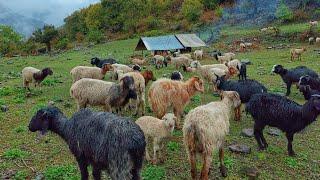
[29,107,146,180]
[238,62,247,80]
[299,75,320,91]
[91,57,117,68]
[272,65,318,96]
[298,85,320,100]
[246,93,320,156]
[170,71,184,81]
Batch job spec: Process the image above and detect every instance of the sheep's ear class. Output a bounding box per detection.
[194,80,204,92]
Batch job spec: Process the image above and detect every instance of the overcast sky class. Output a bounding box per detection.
[3,0,99,26]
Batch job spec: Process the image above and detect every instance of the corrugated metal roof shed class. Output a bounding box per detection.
[135,35,184,51]
[175,34,206,48]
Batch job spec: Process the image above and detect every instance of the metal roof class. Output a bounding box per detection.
[175,34,206,48]
[135,35,184,51]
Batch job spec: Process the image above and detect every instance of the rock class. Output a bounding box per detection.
[267,128,281,136]
[241,128,254,137]
[1,105,8,112]
[229,143,251,154]
[267,46,273,49]
[241,167,259,179]
[1,169,16,179]
[48,101,55,106]
[34,173,44,180]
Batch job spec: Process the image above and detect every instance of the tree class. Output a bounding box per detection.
[85,4,106,30]
[182,0,204,22]
[275,0,293,22]
[0,25,22,55]
[32,25,58,52]
[64,11,87,40]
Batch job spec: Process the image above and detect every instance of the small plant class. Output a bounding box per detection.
[256,152,267,161]
[42,78,60,86]
[285,157,298,168]
[44,165,79,180]
[167,141,180,152]
[13,125,27,133]
[0,86,14,97]
[31,103,47,114]
[191,95,201,104]
[142,165,166,180]
[172,130,183,137]
[13,94,25,104]
[14,170,28,180]
[267,145,283,154]
[3,148,30,160]
[223,156,235,169]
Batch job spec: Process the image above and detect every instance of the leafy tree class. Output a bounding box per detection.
[32,25,58,52]
[0,25,22,55]
[275,0,293,22]
[64,10,87,40]
[86,29,104,43]
[182,0,204,22]
[202,0,219,10]
[85,4,106,30]
[101,0,126,32]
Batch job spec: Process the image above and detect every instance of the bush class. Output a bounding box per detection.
[55,38,69,50]
[215,6,224,18]
[202,0,219,10]
[86,29,104,43]
[44,165,79,180]
[3,148,30,159]
[275,1,293,22]
[182,0,204,22]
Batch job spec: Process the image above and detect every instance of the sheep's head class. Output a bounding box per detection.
[190,76,204,93]
[171,71,183,81]
[299,75,311,86]
[298,85,311,93]
[120,76,137,100]
[228,67,238,76]
[271,64,286,75]
[310,94,320,112]
[190,61,200,68]
[101,63,111,73]
[221,91,241,108]
[215,75,226,88]
[29,106,60,136]
[162,113,176,133]
[104,63,113,72]
[144,70,156,82]
[42,68,53,76]
[132,64,141,72]
[91,57,99,66]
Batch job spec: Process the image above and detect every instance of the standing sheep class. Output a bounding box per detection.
[148,77,204,129]
[141,70,156,86]
[194,49,203,60]
[70,64,109,83]
[298,75,320,91]
[22,67,53,90]
[110,64,134,80]
[290,48,306,61]
[316,37,320,43]
[153,55,167,69]
[167,56,193,70]
[131,58,146,66]
[136,113,176,164]
[91,57,117,67]
[29,107,146,180]
[183,91,241,179]
[298,85,320,100]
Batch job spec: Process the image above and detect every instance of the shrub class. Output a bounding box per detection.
[3,148,30,159]
[275,0,293,22]
[55,38,69,50]
[44,165,79,180]
[215,6,224,18]
[202,0,219,10]
[167,141,180,152]
[182,0,204,22]
[86,29,104,43]
[142,165,166,180]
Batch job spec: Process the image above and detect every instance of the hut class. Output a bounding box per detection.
[175,34,207,53]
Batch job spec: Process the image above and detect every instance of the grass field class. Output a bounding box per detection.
[1,27,320,179]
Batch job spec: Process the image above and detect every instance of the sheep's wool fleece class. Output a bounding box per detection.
[136,116,168,138]
[22,67,40,82]
[70,66,104,81]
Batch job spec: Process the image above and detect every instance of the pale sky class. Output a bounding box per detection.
[1,0,99,26]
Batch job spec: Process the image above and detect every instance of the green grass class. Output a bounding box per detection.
[1,24,320,179]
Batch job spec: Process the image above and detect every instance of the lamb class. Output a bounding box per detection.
[240,43,246,52]
[168,56,192,70]
[309,20,318,26]
[135,113,176,164]
[194,49,203,60]
[22,67,53,90]
[272,65,318,96]
[246,93,320,156]
[316,37,320,43]
[148,77,204,129]
[70,77,137,112]
[309,37,315,45]
[153,55,167,69]
[91,57,117,68]
[170,71,184,81]
[183,91,241,179]
[216,76,267,121]
[290,48,306,61]
[299,75,320,91]
[238,62,247,80]
[141,70,156,86]
[131,58,146,66]
[29,107,145,180]
[214,53,235,64]
[70,64,109,83]
[298,85,320,100]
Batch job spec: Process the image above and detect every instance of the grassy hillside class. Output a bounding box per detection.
[1,26,320,179]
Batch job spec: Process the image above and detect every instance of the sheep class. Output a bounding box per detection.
[70,77,137,112]
[244,42,253,48]
[272,65,318,96]
[131,58,146,66]
[186,67,197,72]
[214,52,235,64]
[216,76,267,121]
[22,67,53,90]
[309,20,318,26]
[179,53,192,59]
[148,77,204,129]
[91,57,117,68]
[246,93,320,156]
[110,64,134,80]
[153,55,167,69]
[70,64,109,83]
[238,62,247,80]
[168,56,193,70]
[136,113,176,164]
[170,71,184,81]
[299,75,320,92]
[316,37,320,43]
[298,85,320,100]
[290,48,306,61]
[226,59,241,74]
[132,64,142,72]
[141,70,156,86]
[183,91,241,179]
[240,43,246,52]
[194,49,203,60]
[29,106,145,180]
[309,37,315,45]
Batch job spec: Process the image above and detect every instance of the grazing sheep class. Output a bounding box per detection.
[111,64,134,80]
[170,71,184,81]
[290,48,306,61]
[70,64,109,83]
[131,58,146,66]
[272,65,318,96]
[298,85,320,100]
[299,75,320,91]
[309,37,315,45]
[168,56,192,70]
[238,62,247,80]
[29,107,145,180]
[22,67,53,90]
[183,91,241,179]
[136,113,176,164]
[153,55,167,69]
[316,37,320,43]
[309,20,318,26]
[141,70,156,86]
[148,77,204,129]
[216,76,267,121]
[246,93,320,156]
[91,57,117,68]
[194,49,203,60]
[240,43,246,52]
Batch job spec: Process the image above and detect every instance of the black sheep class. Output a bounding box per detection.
[91,57,117,68]
[298,85,320,100]
[29,107,146,180]
[170,71,183,81]
[298,75,320,91]
[238,62,247,80]
[272,64,318,96]
[246,93,320,156]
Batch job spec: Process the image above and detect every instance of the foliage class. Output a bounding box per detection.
[44,165,79,180]
[182,0,204,22]
[55,38,69,50]
[142,165,166,180]
[86,29,104,43]
[167,141,180,152]
[215,6,224,18]
[14,170,28,180]
[275,1,294,22]
[3,148,29,159]
[32,25,58,52]
[0,25,22,55]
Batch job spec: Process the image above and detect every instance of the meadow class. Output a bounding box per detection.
[1,26,320,179]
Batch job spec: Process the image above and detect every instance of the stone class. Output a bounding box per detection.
[34,173,44,180]
[241,128,254,137]
[1,105,8,112]
[241,167,259,179]
[267,128,281,136]
[229,143,251,154]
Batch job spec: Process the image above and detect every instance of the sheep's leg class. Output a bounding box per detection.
[235,104,241,121]
[259,127,268,148]
[200,153,212,180]
[76,158,89,180]
[286,83,292,96]
[173,107,182,129]
[152,138,160,164]
[286,133,295,156]
[254,124,266,150]
[219,147,227,177]
[92,165,101,180]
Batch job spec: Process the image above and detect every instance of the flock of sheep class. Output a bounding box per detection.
[21,43,320,179]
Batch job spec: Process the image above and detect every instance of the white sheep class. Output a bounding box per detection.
[240,43,246,52]
[153,55,166,69]
[169,56,193,69]
[316,37,320,43]
[131,58,146,65]
[183,91,241,179]
[70,64,109,83]
[194,49,204,60]
[215,52,235,64]
[290,48,306,61]
[309,37,315,45]
[22,67,53,90]
[309,21,318,26]
[111,63,133,80]
[135,113,176,164]
[226,59,242,74]
[208,68,229,91]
